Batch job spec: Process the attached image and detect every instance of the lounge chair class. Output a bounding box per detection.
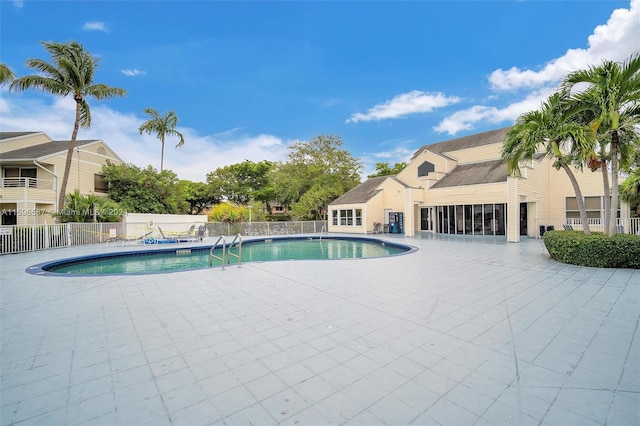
[563,224,574,231]
[197,225,206,240]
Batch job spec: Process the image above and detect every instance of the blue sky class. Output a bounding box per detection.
[2,0,639,182]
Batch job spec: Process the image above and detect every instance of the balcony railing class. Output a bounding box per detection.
[1,178,55,190]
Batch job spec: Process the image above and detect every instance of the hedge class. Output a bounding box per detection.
[543,230,640,269]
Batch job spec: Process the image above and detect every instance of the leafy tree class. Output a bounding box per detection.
[179,180,219,214]
[367,162,407,178]
[207,202,249,223]
[139,107,185,172]
[291,175,345,220]
[621,169,640,216]
[206,160,274,206]
[562,53,640,234]
[502,92,595,234]
[621,149,640,216]
[55,190,123,222]
[271,135,362,219]
[101,162,189,214]
[0,63,16,85]
[10,41,127,210]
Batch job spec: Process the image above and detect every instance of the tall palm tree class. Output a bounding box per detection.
[10,41,127,211]
[0,63,16,85]
[562,53,640,234]
[502,92,595,234]
[138,108,185,172]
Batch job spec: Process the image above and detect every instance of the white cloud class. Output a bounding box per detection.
[13,0,23,9]
[346,90,462,123]
[489,0,640,90]
[121,68,146,77]
[82,21,107,32]
[359,140,416,177]
[436,0,639,135]
[434,88,555,135]
[0,94,292,182]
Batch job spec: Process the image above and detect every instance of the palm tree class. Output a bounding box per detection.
[0,63,16,85]
[562,53,640,234]
[502,92,595,234]
[138,108,185,172]
[10,41,127,211]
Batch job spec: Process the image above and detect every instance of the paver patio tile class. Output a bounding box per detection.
[292,375,337,402]
[366,392,421,425]
[275,362,316,387]
[422,397,480,425]
[161,382,208,414]
[64,391,115,425]
[199,370,242,398]
[244,372,289,401]
[222,402,275,425]
[444,382,496,417]
[260,388,310,423]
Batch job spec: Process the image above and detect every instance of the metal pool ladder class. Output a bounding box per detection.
[209,234,243,270]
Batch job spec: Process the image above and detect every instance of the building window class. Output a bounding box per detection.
[417,161,435,177]
[333,208,362,227]
[435,203,506,236]
[4,168,37,188]
[94,174,108,193]
[566,196,620,219]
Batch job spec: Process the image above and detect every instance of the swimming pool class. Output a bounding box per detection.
[28,236,416,276]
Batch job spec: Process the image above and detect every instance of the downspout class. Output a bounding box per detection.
[33,160,59,214]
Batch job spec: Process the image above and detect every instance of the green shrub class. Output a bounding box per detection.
[543,230,640,268]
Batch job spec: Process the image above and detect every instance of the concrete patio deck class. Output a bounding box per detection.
[1,236,638,425]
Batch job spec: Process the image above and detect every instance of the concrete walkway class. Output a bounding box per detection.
[1,236,638,425]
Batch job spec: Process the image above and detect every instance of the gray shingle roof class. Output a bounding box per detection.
[0,131,40,140]
[330,175,390,205]
[412,126,512,159]
[430,159,507,188]
[0,140,98,160]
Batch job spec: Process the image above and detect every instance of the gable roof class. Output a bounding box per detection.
[430,159,507,188]
[330,175,390,205]
[0,131,40,141]
[0,140,99,161]
[412,126,512,159]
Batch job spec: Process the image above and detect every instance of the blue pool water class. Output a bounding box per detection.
[29,236,415,276]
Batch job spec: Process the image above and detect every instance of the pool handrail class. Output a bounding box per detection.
[209,235,226,269]
[227,234,243,268]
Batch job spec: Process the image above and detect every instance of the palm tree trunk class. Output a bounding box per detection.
[160,135,165,172]
[58,100,82,211]
[601,162,611,236]
[561,163,591,235]
[610,131,620,235]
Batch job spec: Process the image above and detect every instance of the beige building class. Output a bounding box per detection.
[0,132,123,225]
[329,127,628,242]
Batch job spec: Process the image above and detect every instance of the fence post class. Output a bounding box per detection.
[66,224,72,247]
[44,222,50,250]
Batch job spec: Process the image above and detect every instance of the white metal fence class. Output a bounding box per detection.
[0,222,127,254]
[535,217,640,237]
[0,221,328,255]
